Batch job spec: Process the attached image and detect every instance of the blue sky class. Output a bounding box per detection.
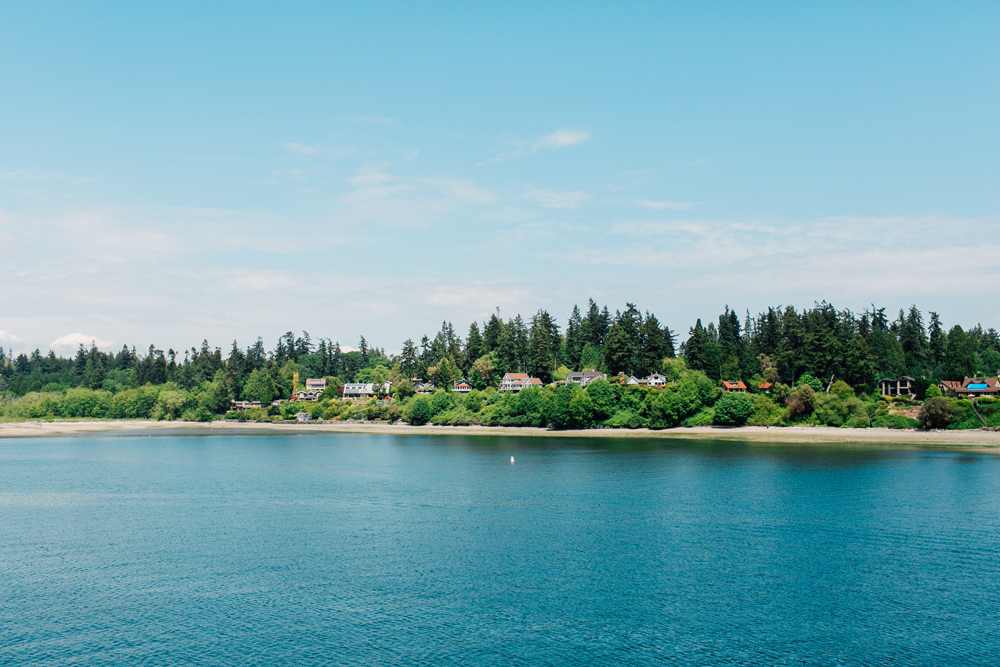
[2,1,998,355]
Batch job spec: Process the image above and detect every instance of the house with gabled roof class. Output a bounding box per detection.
[625,373,669,387]
[290,389,323,402]
[645,372,668,387]
[941,377,1000,398]
[721,380,747,392]
[498,372,543,392]
[305,378,327,392]
[565,370,607,387]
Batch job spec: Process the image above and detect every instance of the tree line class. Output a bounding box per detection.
[1,301,998,406]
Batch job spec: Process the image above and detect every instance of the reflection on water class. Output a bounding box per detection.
[1,434,998,665]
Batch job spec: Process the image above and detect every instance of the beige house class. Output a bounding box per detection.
[305,378,327,391]
[498,373,543,392]
[879,376,915,397]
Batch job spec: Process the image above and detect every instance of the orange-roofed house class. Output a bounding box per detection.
[721,380,747,393]
[758,382,773,394]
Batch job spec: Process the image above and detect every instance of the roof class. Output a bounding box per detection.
[504,373,529,380]
[721,380,747,390]
[759,382,773,389]
[527,378,543,385]
[959,377,1000,389]
[454,382,471,388]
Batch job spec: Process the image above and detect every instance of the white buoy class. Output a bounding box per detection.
[510,456,515,464]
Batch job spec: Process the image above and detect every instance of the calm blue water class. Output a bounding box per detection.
[2,434,999,665]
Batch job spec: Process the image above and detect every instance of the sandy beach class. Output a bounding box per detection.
[1,419,998,451]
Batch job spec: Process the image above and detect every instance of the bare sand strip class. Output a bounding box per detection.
[1,419,998,452]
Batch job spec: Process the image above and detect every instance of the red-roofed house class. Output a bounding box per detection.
[758,382,773,393]
[721,380,747,392]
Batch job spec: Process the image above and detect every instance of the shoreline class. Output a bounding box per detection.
[2,419,999,451]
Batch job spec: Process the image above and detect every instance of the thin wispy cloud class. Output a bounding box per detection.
[227,271,298,291]
[477,128,591,165]
[633,199,694,211]
[418,178,495,205]
[525,188,591,209]
[534,129,589,149]
[284,142,319,155]
[341,167,494,206]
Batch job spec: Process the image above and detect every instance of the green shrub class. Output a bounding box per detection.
[225,407,267,421]
[785,384,816,420]
[409,396,432,425]
[918,396,952,429]
[585,379,617,420]
[947,399,981,429]
[683,407,715,426]
[796,374,824,392]
[464,390,483,413]
[871,414,918,429]
[713,392,754,426]
[747,395,786,426]
[604,409,646,428]
[645,379,703,428]
[813,393,868,428]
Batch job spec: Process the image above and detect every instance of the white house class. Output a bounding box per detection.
[645,373,668,387]
[624,373,669,387]
[453,380,472,393]
[342,382,391,399]
[498,372,543,392]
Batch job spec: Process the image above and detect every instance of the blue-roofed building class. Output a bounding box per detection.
[941,377,1000,398]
